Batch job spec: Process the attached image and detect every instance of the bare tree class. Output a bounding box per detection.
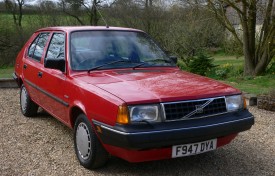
[206,0,275,76]
[60,0,101,26]
[5,0,24,27]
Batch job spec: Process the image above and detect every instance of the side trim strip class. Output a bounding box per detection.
[93,116,254,136]
[25,79,69,107]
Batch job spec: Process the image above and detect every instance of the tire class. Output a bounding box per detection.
[20,84,38,117]
[74,114,109,169]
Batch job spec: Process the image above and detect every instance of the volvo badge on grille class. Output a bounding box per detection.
[195,105,204,113]
[181,98,215,119]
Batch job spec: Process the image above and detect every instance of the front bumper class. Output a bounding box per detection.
[93,110,254,150]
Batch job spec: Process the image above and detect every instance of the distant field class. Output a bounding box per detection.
[212,54,244,66]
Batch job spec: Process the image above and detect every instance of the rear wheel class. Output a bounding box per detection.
[74,114,109,169]
[20,84,38,117]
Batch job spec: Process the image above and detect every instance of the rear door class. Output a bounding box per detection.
[23,32,50,105]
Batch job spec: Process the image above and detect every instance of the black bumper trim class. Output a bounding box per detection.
[98,116,253,136]
[93,110,254,150]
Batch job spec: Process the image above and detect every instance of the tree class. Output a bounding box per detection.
[4,0,24,27]
[165,4,224,63]
[206,0,275,76]
[60,0,101,26]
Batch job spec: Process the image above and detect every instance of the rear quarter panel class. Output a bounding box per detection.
[14,33,39,81]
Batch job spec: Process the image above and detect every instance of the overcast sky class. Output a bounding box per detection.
[0,0,59,6]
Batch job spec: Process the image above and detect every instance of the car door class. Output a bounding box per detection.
[23,32,50,106]
[40,32,70,124]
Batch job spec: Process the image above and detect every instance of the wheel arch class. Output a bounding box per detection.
[70,106,85,128]
[17,77,23,88]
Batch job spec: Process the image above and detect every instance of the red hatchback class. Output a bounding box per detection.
[14,26,254,169]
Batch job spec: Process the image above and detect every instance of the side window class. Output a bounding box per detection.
[46,33,65,60]
[28,33,50,62]
[28,36,39,58]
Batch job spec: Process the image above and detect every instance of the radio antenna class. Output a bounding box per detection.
[93,2,109,28]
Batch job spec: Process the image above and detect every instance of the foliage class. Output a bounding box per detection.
[222,38,243,57]
[266,58,275,75]
[206,0,275,76]
[187,53,216,76]
[207,63,243,79]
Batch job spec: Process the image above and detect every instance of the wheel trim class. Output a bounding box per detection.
[21,87,28,112]
[76,122,91,160]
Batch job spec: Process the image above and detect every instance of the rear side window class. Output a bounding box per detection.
[28,33,50,61]
[46,33,65,60]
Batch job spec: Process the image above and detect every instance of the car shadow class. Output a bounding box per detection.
[93,139,271,176]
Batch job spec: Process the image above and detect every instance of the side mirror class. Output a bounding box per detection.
[170,56,178,63]
[44,58,65,72]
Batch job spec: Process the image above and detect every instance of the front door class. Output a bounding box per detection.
[40,33,70,124]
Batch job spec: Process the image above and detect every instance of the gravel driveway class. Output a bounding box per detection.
[1,88,274,176]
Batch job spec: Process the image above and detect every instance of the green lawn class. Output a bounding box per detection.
[212,54,275,95]
[222,75,275,95]
[0,67,14,78]
[212,54,244,66]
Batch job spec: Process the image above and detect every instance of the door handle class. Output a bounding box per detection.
[23,64,27,69]
[38,71,43,78]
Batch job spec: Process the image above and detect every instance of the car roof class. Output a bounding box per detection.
[36,26,144,33]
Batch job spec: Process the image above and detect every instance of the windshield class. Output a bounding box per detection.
[70,31,175,71]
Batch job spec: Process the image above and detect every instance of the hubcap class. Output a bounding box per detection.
[21,87,27,112]
[76,122,91,160]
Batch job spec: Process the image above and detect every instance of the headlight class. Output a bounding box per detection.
[128,105,161,122]
[225,95,244,112]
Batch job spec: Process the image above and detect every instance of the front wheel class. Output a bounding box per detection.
[20,84,38,117]
[74,114,109,169]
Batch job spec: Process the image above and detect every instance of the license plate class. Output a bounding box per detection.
[172,139,217,158]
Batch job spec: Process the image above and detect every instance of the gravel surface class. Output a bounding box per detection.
[1,88,274,176]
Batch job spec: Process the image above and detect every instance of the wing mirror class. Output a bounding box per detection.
[170,56,178,63]
[44,58,65,72]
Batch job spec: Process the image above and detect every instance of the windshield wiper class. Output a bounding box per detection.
[146,59,172,63]
[88,60,131,73]
[132,62,147,70]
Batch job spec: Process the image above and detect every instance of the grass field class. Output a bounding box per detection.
[222,74,275,95]
[212,53,244,66]
[211,54,275,95]
[0,67,14,78]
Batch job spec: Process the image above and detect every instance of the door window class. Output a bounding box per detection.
[28,33,50,62]
[46,33,65,60]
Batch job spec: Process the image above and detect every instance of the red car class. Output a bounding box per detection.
[13,26,254,169]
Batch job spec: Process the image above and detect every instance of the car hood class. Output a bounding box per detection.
[74,68,240,104]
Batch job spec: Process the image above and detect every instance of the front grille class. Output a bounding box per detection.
[162,97,227,121]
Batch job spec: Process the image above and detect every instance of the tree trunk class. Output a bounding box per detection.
[90,0,98,26]
[18,0,23,27]
[206,0,274,76]
[255,50,269,75]
[243,1,258,76]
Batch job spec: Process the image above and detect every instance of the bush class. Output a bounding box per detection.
[222,38,243,57]
[187,53,216,76]
[266,58,275,75]
[207,62,244,80]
